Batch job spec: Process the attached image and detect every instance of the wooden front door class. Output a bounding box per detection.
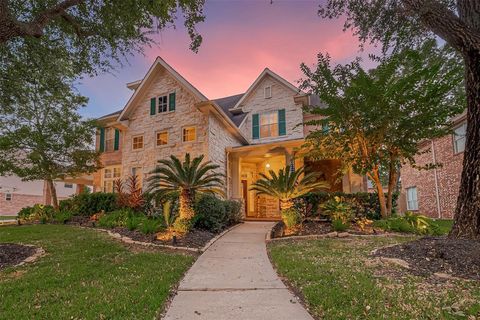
[241,180,249,216]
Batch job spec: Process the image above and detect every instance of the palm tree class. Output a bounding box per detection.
[146,154,224,220]
[250,166,330,210]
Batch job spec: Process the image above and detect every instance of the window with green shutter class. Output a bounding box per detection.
[278,109,286,136]
[99,128,105,152]
[114,129,120,151]
[169,92,176,111]
[150,97,156,115]
[252,114,260,139]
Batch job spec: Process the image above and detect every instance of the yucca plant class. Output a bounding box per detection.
[146,153,224,221]
[250,166,330,210]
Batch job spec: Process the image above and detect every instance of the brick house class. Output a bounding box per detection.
[400,112,467,219]
[0,175,80,216]
[86,57,366,219]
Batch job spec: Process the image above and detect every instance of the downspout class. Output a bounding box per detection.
[431,140,441,219]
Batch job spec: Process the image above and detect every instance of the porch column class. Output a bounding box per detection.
[230,154,242,199]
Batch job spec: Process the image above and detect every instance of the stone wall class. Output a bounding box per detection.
[238,74,304,144]
[400,133,464,219]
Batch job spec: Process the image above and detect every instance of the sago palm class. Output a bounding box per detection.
[250,166,329,210]
[146,153,224,220]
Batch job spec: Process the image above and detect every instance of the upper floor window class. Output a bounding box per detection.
[453,122,467,154]
[99,127,119,152]
[103,166,121,193]
[260,111,278,138]
[132,135,144,150]
[5,193,12,201]
[183,126,196,142]
[64,183,73,189]
[264,86,272,99]
[105,128,115,152]
[158,95,168,113]
[156,131,169,146]
[406,187,418,211]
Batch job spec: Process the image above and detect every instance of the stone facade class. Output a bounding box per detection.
[400,123,465,219]
[237,74,304,143]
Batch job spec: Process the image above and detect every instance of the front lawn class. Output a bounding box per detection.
[0,224,194,319]
[269,237,480,319]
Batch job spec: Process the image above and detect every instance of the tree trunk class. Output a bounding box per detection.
[280,199,294,211]
[179,188,195,220]
[450,50,480,239]
[386,159,398,215]
[46,179,59,211]
[368,169,388,218]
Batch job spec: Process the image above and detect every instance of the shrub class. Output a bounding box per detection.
[296,191,399,220]
[172,217,192,234]
[373,212,442,235]
[97,209,131,229]
[126,215,143,231]
[193,194,227,233]
[60,192,118,216]
[332,219,350,232]
[53,211,74,224]
[281,208,301,229]
[139,218,161,234]
[321,196,353,224]
[18,204,54,223]
[224,200,242,225]
[18,206,34,220]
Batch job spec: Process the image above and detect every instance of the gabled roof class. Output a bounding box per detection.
[98,109,122,120]
[213,93,247,127]
[230,68,301,111]
[117,56,208,121]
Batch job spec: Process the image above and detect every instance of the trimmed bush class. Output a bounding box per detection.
[97,209,131,229]
[53,211,74,224]
[193,195,241,233]
[295,191,399,220]
[59,192,118,216]
[281,208,301,229]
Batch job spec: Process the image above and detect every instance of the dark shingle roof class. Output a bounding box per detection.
[213,93,246,127]
[98,109,122,120]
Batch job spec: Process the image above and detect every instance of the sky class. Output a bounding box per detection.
[77,0,376,118]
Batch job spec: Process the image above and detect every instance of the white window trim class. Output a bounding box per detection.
[406,187,419,211]
[157,90,176,114]
[5,193,12,201]
[182,126,197,143]
[264,85,272,99]
[132,134,144,151]
[452,122,467,154]
[155,130,170,147]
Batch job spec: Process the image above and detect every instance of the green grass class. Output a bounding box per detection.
[0,224,194,319]
[0,216,16,221]
[269,237,480,319]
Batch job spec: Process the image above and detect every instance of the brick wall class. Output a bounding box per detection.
[400,133,464,219]
[0,193,44,215]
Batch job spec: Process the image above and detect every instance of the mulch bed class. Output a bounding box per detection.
[373,236,480,281]
[279,220,384,237]
[0,244,37,270]
[110,227,216,248]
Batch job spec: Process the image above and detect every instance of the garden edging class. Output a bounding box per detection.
[12,245,45,268]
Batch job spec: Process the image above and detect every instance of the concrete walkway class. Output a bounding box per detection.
[163,222,313,320]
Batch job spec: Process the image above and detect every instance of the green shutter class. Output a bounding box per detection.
[278,109,286,136]
[252,114,260,139]
[150,97,156,115]
[114,129,120,151]
[99,128,105,152]
[169,92,176,111]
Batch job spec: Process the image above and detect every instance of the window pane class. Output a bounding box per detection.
[159,96,168,113]
[157,131,168,145]
[183,127,196,142]
[104,168,112,179]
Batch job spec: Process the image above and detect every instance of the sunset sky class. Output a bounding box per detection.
[78,0,376,118]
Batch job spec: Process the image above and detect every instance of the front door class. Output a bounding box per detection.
[241,180,249,217]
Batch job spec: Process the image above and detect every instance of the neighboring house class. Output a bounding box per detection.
[0,175,80,216]
[87,57,367,220]
[400,112,466,219]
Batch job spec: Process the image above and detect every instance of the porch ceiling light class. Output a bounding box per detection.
[266,163,271,169]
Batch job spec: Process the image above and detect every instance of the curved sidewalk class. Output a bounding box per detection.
[163,222,313,320]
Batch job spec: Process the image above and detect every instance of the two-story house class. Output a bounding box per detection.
[90,57,366,219]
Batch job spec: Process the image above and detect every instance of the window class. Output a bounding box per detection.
[406,187,418,211]
[102,166,121,192]
[453,122,467,154]
[5,193,12,201]
[131,167,143,189]
[132,135,143,150]
[105,128,115,152]
[158,95,168,113]
[183,127,196,142]
[64,183,73,188]
[264,86,272,99]
[156,131,168,146]
[260,111,278,138]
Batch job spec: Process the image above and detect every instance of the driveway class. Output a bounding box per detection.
[163,222,313,320]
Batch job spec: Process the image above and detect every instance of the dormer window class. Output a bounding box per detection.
[158,95,168,113]
[264,86,272,99]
